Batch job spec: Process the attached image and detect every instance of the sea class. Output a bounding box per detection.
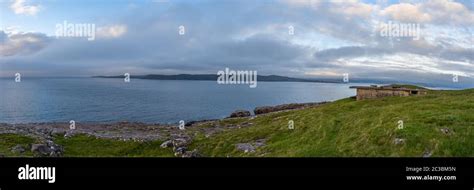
[0,77,371,124]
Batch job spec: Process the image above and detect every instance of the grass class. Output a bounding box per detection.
[0,134,37,157]
[189,88,474,157]
[54,134,175,157]
[1,87,473,157]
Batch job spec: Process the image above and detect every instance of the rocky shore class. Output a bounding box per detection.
[0,101,327,157]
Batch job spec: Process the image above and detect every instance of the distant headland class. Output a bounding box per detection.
[93,74,342,83]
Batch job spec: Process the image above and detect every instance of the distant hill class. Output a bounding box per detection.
[388,84,428,90]
[93,74,340,83]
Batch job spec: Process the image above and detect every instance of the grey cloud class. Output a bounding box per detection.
[0,31,52,56]
[1,1,473,87]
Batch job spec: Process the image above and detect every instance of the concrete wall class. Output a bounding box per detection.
[356,89,411,100]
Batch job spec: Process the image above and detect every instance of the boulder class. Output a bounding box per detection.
[64,130,77,138]
[31,143,63,157]
[254,139,266,147]
[440,128,452,135]
[423,150,432,158]
[172,138,189,148]
[160,140,173,148]
[394,138,405,145]
[173,147,187,156]
[38,128,53,135]
[229,110,251,118]
[254,102,328,115]
[236,143,255,153]
[31,144,52,156]
[182,149,201,158]
[11,145,26,154]
[49,144,64,157]
[253,106,275,115]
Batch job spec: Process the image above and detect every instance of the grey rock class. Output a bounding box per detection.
[51,129,65,136]
[173,147,187,157]
[64,131,75,138]
[229,110,251,118]
[172,138,189,148]
[31,144,52,156]
[46,140,55,146]
[182,149,201,158]
[240,122,254,127]
[254,139,266,147]
[31,143,63,157]
[160,140,173,148]
[236,143,255,153]
[175,147,187,153]
[38,128,53,136]
[394,138,405,145]
[11,145,26,154]
[49,144,64,157]
[440,128,452,135]
[254,102,328,115]
[423,150,432,158]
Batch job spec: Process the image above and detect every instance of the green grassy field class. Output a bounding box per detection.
[1,87,473,157]
[0,134,38,157]
[54,135,175,157]
[191,88,474,157]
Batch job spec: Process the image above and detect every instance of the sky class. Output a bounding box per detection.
[0,0,473,87]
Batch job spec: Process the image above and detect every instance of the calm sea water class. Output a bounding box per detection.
[0,78,362,124]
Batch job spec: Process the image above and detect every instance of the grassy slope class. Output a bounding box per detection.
[1,88,473,157]
[190,89,474,157]
[54,135,175,157]
[0,134,38,157]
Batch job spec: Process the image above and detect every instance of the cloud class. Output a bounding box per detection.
[380,0,474,25]
[381,3,432,23]
[96,25,127,39]
[0,31,51,56]
[10,0,40,16]
[1,0,473,87]
[284,0,374,18]
[330,0,374,18]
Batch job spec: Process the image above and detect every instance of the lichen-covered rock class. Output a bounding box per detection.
[182,149,201,158]
[160,140,173,148]
[236,143,255,153]
[254,102,328,115]
[11,145,26,154]
[31,143,63,157]
[229,110,251,118]
[394,138,405,145]
[31,144,52,156]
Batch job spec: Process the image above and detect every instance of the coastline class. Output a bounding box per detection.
[0,101,329,157]
[2,87,474,157]
[0,101,330,126]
